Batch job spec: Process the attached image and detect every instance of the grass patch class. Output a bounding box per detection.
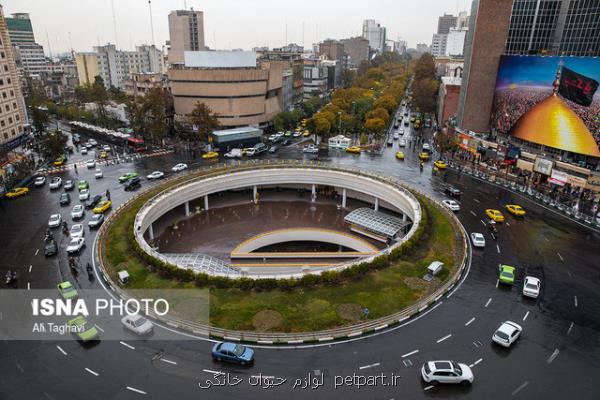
[102,181,463,332]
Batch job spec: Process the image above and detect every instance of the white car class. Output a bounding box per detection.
[422,143,431,151]
[86,159,96,169]
[121,314,154,335]
[421,360,473,385]
[66,237,85,254]
[393,132,399,140]
[88,214,104,229]
[146,171,165,180]
[470,232,486,248]
[399,138,407,147]
[71,204,84,220]
[292,131,303,137]
[102,145,111,152]
[89,139,97,146]
[492,321,522,348]
[48,214,62,228]
[171,163,188,172]
[224,149,242,158]
[523,276,541,298]
[79,189,90,201]
[69,224,85,239]
[94,168,103,179]
[34,176,46,187]
[49,177,62,190]
[303,145,319,154]
[442,199,460,212]
[81,147,88,155]
[398,129,405,135]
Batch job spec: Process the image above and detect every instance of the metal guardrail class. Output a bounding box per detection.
[95,160,468,344]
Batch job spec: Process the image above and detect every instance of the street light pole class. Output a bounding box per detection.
[337,111,342,134]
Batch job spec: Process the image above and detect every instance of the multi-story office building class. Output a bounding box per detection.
[123,72,167,97]
[257,46,304,107]
[5,12,46,76]
[75,44,164,89]
[0,6,27,151]
[340,37,369,68]
[431,34,447,57]
[438,13,458,34]
[169,51,283,129]
[416,43,431,54]
[167,9,206,65]
[303,58,329,100]
[319,39,347,87]
[457,0,600,134]
[446,27,468,57]
[456,11,470,29]
[362,20,387,53]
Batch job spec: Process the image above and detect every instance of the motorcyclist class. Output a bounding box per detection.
[419,161,424,171]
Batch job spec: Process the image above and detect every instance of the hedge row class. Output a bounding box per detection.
[119,197,431,291]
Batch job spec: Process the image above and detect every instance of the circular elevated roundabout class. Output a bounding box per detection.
[97,161,468,343]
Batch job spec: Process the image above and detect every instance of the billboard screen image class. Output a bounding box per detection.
[491,56,600,158]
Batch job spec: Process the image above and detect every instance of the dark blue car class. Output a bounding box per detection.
[211,342,254,365]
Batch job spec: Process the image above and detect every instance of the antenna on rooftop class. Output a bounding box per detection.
[148,0,156,46]
[111,0,119,48]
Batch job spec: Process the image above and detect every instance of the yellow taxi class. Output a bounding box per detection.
[300,119,307,127]
[99,151,108,159]
[485,209,505,222]
[303,130,311,137]
[241,148,253,156]
[346,146,361,154]
[5,187,29,198]
[395,151,405,160]
[418,152,430,161]
[433,160,447,169]
[295,127,302,132]
[93,200,112,214]
[53,157,65,166]
[505,204,526,216]
[202,151,219,159]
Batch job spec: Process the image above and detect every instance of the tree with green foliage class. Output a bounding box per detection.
[273,109,303,132]
[313,116,331,137]
[182,101,221,143]
[414,53,436,81]
[302,96,326,117]
[412,78,439,113]
[40,130,68,160]
[364,118,386,136]
[374,95,398,115]
[365,107,390,124]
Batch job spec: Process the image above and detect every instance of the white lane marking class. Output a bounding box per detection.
[202,369,222,374]
[567,269,573,278]
[496,244,501,254]
[480,219,486,226]
[436,334,452,343]
[85,368,99,376]
[465,317,476,326]
[485,298,492,307]
[359,362,380,370]
[512,381,529,396]
[470,210,477,217]
[523,311,530,321]
[468,358,483,368]
[574,296,578,308]
[119,341,135,350]
[567,322,574,335]
[557,252,564,262]
[495,279,499,288]
[473,198,480,203]
[27,282,30,290]
[505,222,510,227]
[126,386,147,395]
[94,324,105,333]
[56,345,67,356]
[160,358,177,365]
[35,249,39,256]
[547,349,560,364]
[544,237,549,242]
[402,349,419,358]
[16,363,24,373]
[424,385,435,391]
[29,265,32,273]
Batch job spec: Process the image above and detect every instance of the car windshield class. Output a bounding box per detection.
[495,331,509,340]
[526,283,538,290]
[501,271,513,279]
[69,239,80,246]
[451,362,462,374]
[132,316,148,327]
[233,345,245,357]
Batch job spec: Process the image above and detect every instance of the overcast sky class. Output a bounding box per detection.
[3,0,471,55]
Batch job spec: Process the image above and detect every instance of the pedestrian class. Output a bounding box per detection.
[106,189,111,201]
[74,164,78,175]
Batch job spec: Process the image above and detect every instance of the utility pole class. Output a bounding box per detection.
[111,0,119,48]
[148,0,156,46]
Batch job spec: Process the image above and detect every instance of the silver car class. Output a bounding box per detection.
[71,204,84,220]
[121,314,154,335]
[48,214,62,228]
[421,360,474,385]
[79,189,90,201]
[69,224,85,239]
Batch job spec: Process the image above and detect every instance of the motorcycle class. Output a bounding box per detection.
[5,270,17,286]
[86,263,94,281]
[44,229,54,242]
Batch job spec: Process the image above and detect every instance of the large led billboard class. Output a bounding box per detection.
[491,56,600,158]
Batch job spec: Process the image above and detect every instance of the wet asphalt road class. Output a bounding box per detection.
[1,110,599,399]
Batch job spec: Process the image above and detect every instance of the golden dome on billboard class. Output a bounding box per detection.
[509,93,600,157]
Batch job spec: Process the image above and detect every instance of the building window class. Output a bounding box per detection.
[3,65,7,72]
[0,120,5,127]
[15,114,20,121]
[11,128,16,136]
[8,117,13,124]
[1,92,6,99]
[9,90,14,97]
[4,105,8,112]
[3,132,7,139]
[0,52,4,59]
[12,102,17,109]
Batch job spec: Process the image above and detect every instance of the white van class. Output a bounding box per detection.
[225,149,242,158]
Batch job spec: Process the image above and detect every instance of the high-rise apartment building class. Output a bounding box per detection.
[0,6,27,151]
[446,27,468,56]
[362,20,387,53]
[167,9,206,65]
[318,39,347,86]
[431,34,448,57]
[75,44,164,89]
[5,12,46,76]
[340,37,370,68]
[457,0,600,134]
[437,13,458,34]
